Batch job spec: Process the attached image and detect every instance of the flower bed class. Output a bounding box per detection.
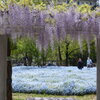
[12,66,96,95]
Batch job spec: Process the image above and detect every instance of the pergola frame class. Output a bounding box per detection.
[0,3,99,100]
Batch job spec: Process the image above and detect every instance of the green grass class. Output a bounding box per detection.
[12,93,96,100]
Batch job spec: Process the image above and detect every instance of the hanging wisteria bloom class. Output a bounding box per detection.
[0,3,99,49]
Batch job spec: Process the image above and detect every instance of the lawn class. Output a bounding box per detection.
[12,93,96,100]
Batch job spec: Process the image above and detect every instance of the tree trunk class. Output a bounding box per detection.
[23,57,27,66]
[58,45,62,65]
[27,56,32,66]
[23,53,28,66]
[65,41,70,66]
[66,44,69,66]
[41,48,45,66]
[7,37,12,100]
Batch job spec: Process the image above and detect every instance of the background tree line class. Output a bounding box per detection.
[10,36,96,66]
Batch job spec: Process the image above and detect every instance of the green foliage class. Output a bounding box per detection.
[11,37,41,65]
[68,40,81,65]
[96,11,100,17]
[77,4,92,14]
[90,40,96,63]
[45,44,55,61]
[0,0,6,10]
[95,7,100,17]
[16,37,36,56]
[33,0,49,5]
[0,0,99,15]
[45,17,56,25]
[54,3,68,12]
[11,36,96,66]
[69,0,73,4]
[34,3,46,10]
[81,40,96,65]
[7,0,17,4]
[18,0,33,6]
[81,16,88,21]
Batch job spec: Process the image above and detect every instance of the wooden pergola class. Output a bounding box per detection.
[0,4,100,100]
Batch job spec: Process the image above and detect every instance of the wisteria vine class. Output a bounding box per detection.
[0,4,99,50]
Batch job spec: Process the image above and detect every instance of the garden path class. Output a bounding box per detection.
[26,97,76,100]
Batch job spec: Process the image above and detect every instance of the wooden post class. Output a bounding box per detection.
[7,36,12,100]
[97,36,100,100]
[0,35,12,100]
[0,35,7,100]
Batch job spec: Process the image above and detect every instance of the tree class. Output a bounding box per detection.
[11,37,40,66]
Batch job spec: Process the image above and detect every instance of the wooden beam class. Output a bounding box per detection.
[0,35,7,100]
[97,36,100,100]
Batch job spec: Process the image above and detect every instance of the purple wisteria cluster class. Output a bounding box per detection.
[0,4,99,49]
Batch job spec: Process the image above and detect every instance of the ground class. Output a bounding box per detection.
[12,93,96,100]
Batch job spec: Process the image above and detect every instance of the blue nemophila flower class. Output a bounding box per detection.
[12,66,96,95]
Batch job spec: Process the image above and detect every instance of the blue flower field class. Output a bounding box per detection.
[12,66,96,95]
